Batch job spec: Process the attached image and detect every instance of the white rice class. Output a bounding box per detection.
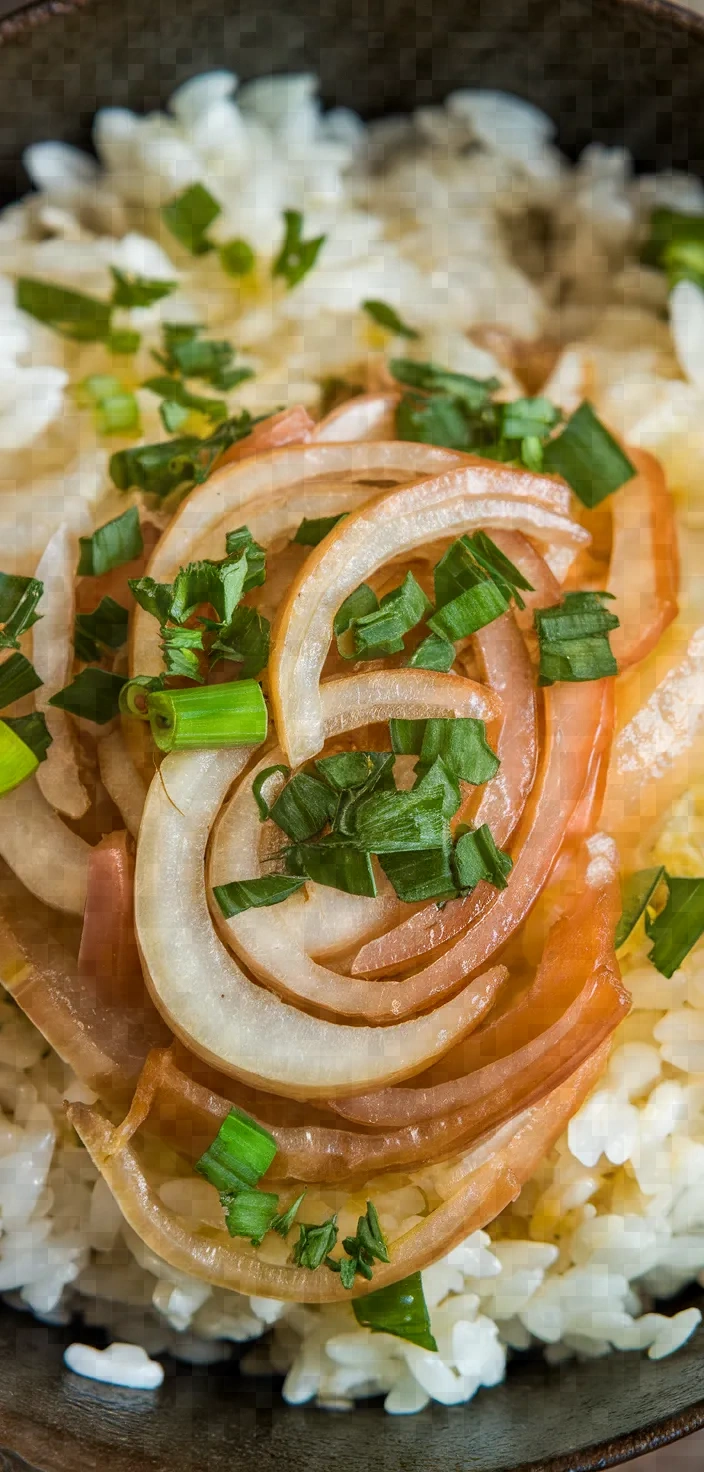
[0,69,703,1407]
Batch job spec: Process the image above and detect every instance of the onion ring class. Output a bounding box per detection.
[0,777,89,914]
[608,446,679,671]
[33,524,90,820]
[312,392,400,443]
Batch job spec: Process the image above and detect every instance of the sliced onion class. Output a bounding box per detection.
[312,393,400,443]
[97,728,147,838]
[217,406,315,468]
[270,460,589,765]
[78,831,143,1006]
[562,678,615,847]
[33,524,90,819]
[608,446,679,671]
[67,1047,606,1301]
[0,777,89,914]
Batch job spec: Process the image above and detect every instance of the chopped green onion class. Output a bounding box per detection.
[252,764,290,820]
[74,597,129,662]
[286,835,377,897]
[330,1201,390,1285]
[108,328,141,355]
[0,574,43,650]
[272,209,326,290]
[271,1190,306,1238]
[0,719,39,795]
[3,712,52,764]
[542,402,635,508]
[128,575,173,623]
[269,771,337,842]
[143,375,227,425]
[413,755,462,819]
[453,824,513,892]
[434,531,532,611]
[352,786,447,854]
[110,413,256,499]
[534,591,620,686]
[161,182,221,255]
[389,718,426,756]
[49,667,126,724]
[389,359,500,410]
[429,579,508,641]
[211,606,270,678]
[219,239,256,277]
[118,674,165,719]
[293,513,347,546]
[109,267,177,308]
[146,679,267,752]
[315,751,382,792]
[350,572,431,659]
[615,866,667,950]
[0,653,42,708]
[195,1106,277,1193]
[213,875,306,918]
[380,846,456,903]
[332,753,397,837]
[646,875,704,978]
[169,555,247,625]
[159,624,205,681]
[500,396,561,441]
[642,208,704,289]
[396,392,474,451]
[153,324,252,390]
[78,507,144,577]
[224,526,266,591]
[419,717,500,786]
[333,583,379,656]
[409,633,455,672]
[352,1270,438,1351]
[16,277,112,342]
[292,1216,338,1270]
[221,1188,279,1245]
[362,300,419,339]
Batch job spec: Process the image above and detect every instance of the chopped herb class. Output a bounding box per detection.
[292,1215,339,1270]
[615,866,667,950]
[390,359,500,409]
[432,532,532,631]
[413,755,462,820]
[143,375,228,427]
[48,667,126,724]
[646,875,704,978]
[351,786,447,854]
[333,583,379,656]
[429,577,508,641]
[271,1190,307,1238]
[219,239,256,277]
[211,605,270,678]
[16,277,112,342]
[419,717,500,786]
[380,846,456,903]
[128,575,174,624]
[169,555,248,625]
[352,1270,437,1351]
[453,823,513,892]
[293,513,347,546]
[78,507,144,578]
[328,1201,390,1285]
[396,392,475,451]
[161,182,221,255]
[0,652,42,707]
[213,874,306,918]
[500,396,561,441]
[195,1106,277,1193]
[315,751,383,792]
[0,720,39,796]
[332,753,397,838]
[110,412,257,499]
[76,374,141,436]
[252,764,290,820]
[3,712,52,764]
[409,633,455,672]
[269,771,338,842]
[146,679,267,752]
[272,209,326,290]
[285,834,377,897]
[349,572,431,659]
[534,591,620,685]
[363,300,419,339]
[153,324,253,391]
[108,328,141,355]
[118,673,166,719]
[109,267,177,308]
[74,597,129,662]
[220,1188,279,1245]
[159,624,205,681]
[224,526,266,591]
[0,573,43,650]
[389,717,426,757]
[542,402,635,508]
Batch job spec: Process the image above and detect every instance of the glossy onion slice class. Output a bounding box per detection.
[608,446,679,671]
[97,729,148,839]
[33,523,90,820]
[217,405,315,467]
[270,459,589,765]
[135,671,506,1096]
[312,392,400,443]
[0,776,89,914]
[68,1046,608,1303]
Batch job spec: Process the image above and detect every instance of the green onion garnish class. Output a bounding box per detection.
[292,1215,339,1270]
[348,572,431,659]
[195,1106,277,1192]
[534,591,620,685]
[161,182,221,255]
[219,239,256,277]
[363,300,419,339]
[3,712,52,764]
[285,835,377,897]
[419,717,500,786]
[0,573,43,651]
[153,323,253,391]
[77,375,140,436]
[501,396,562,441]
[146,679,267,751]
[352,1270,438,1351]
[0,719,39,795]
[159,624,205,681]
[109,267,177,308]
[74,597,129,662]
[211,606,270,679]
[615,866,667,950]
[49,667,126,724]
[642,208,704,289]
[542,402,635,508]
[413,755,462,819]
[329,1201,390,1286]
[143,375,228,427]
[78,507,144,577]
[429,579,508,641]
[110,412,256,499]
[224,527,266,590]
[646,875,704,978]
[108,328,141,355]
[453,823,513,892]
[0,653,42,707]
[434,531,532,612]
[390,359,500,408]
[213,874,306,918]
[252,763,290,820]
[271,1190,306,1238]
[16,277,113,342]
[409,633,455,672]
[396,392,475,451]
[333,583,379,656]
[352,786,447,854]
[118,674,165,719]
[389,718,426,756]
[314,751,383,792]
[220,1188,279,1245]
[269,771,338,842]
[379,846,456,903]
[272,209,326,290]
[293,513,347,547]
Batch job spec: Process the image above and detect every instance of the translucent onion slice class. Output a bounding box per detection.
[312,392,400,443]
[67,1047,607,1302]
[97,728,148,838]
[78,831,143,1006]
[217,405,315,468]
[0,777,90,914]
[136,675,504,1098]
[608,446,679,671]
[562,678,615,848]
[270,460,589,765]
[131,440,469,678]
[33,524,90,819]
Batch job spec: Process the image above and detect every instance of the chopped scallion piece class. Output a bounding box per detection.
[292,1215,338,1270]
[211,606,270,678]
[293,513,347,546]
[333,583,379,657]
[272,209,326,290]
[434,531,531,612]
[224,526,266,591]
[351,786,447,854]
[128,575,173,624]
[330,1201,390,1285]
[110,413,256,499]
[78,506,144,578]
[75,374,141,436]
[389,359,500,409]
[419,717,500,786]
[195,1106,277,1193]
[159,624,205,681]
[0,573,43,650]
[146,679,268,752]
[153,325,253,390]
[413,755,462,819]
[615,866,667,950]
[409,633,455,672]
[362,300,419,339]
[74,597,129,662]
[16,277,112,342]
[642,208,704,288]
[534,591,619,685]
[396,391,473,450]
[315,750,382,792]
[453,823,513,892]
[3,712,52,764]
[48,667,126,724]
[269,771,338,842]
[646,875,704,978]
[271,1189,306,1238]
[380,846,456,903]
[0,719,39,795]
[429,578,508,641]
[350,572,431,659]
[213,875,306,918]
[500,396,561,441]
[161,182,221,255]
[108,328,141,355]
[252,764,290,821]
[219,238,256,277]
[220,1188,279,1245]
[143,375,228,425]
[389,718,426,757]
[352,1270,438,1351]
[542,402,636,508]
[118,673,165,719]
[0,653,42,708]
[285,835,377,897]
[109,267,177,308]
[332,753,397,837]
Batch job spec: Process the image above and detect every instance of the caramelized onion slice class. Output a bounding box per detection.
[97,729,147,839]
[33,524,90,820]
[608,446,679,671]
[312,392,400,443]
[217,405,315,468]
[0,777,90,915]
[67,1047,607,1302]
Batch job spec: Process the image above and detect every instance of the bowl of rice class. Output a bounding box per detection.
[1,0,704,1468]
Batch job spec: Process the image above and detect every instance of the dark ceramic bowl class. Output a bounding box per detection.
[1,0,704,1466]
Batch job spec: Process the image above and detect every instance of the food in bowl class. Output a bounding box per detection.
[0,70,702,1411]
